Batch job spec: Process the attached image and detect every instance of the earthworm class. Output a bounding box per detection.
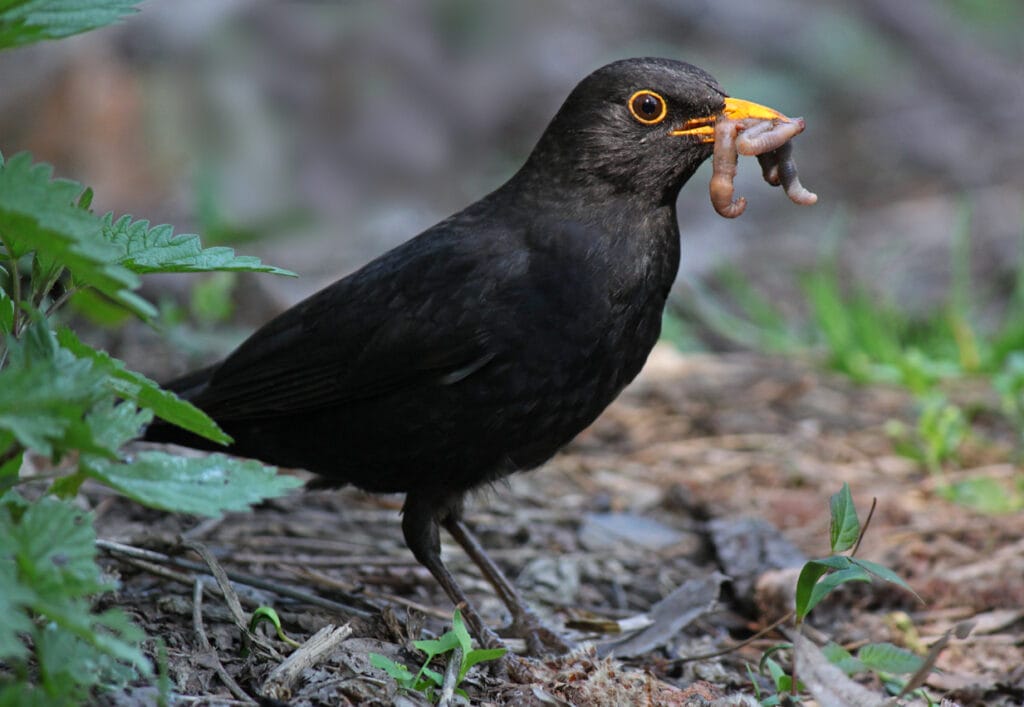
[757,152,781,186]
[709,118,747,218]
[735,117,805,156]
[774,140,818,205]
[709,115,816,216]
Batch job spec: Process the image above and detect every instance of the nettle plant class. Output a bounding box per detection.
[0,3,302,702]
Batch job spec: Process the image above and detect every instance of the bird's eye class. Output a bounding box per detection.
[628,90,667,125]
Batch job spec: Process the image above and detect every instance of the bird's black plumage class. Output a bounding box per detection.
[146,57,729,650]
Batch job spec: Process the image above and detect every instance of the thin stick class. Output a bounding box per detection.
[260,623,353,701]
[1,233,22,337]
[850,497,877,558]
[182,538,281,661]
[296,567,451,620]
[193,579,256,705]
[671,610,794,663]
[97,538,374,618]
[436,646,463,707]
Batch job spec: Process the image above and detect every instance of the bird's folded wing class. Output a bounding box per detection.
[192,305,495,420]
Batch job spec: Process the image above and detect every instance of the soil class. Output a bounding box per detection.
[92,346,1024,706]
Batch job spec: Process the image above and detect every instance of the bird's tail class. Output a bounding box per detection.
[141,363,228,452]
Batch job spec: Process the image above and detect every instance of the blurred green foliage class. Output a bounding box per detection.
[667,204,1024,514]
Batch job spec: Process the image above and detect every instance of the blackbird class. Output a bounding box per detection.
[145,57,799,652]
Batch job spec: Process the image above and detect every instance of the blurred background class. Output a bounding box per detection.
[0,0,1021,376]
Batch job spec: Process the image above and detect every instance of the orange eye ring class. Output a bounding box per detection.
[628,90,667,125]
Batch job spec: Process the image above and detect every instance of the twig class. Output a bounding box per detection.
[436,646,463,707]
[670,610,794,664]
[182,538,281,661]
[296,566,451,620]
[1,233,22,338]
[260,623,353,701]
[850,497,877,558]
[97,538,374,618]
[193,579,257,705]
[42,283,76,318]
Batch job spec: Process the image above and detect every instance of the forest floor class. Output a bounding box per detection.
[94,346,1024,706]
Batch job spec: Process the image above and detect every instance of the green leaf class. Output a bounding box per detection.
[0,153,152,317]
[795,556,852,621]
[67,287,134,327]
[0,563,35,660]
[370,653,414,683]
[57,328,231,445]
[0,0,140,50]
[82,451,301,516]
[249,606,301,648]
[820,641,866,676]
[76,186,93,210]
[942,475,1022,514]
[0,333,107,457]
[763,656,791,692]
[0,492,150,682]
[413,630,461,660]
[100,214,297,276]
[804,565,872,619]
[0,285,13,335]
[850,558,923,603]
[857,642,924,675]
[451,608,473,654]
[829,483,860,553]
[460,647,506,681]
[0,431,22,484]
[84,398,151,452]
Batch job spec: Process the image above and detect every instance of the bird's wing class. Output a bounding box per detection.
[189,233,503,420]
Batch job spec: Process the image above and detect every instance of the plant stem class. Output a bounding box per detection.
[0,233,22,337]
[44,284,79,319]
[850,497,877,558]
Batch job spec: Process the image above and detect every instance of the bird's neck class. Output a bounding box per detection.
[495,171,683,303]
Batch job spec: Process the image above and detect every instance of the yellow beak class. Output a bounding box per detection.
[669,97,791,143]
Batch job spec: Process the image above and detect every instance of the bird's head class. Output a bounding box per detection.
[520,57,791,207]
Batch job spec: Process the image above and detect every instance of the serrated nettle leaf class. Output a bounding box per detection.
[77,186,93,210]
[47,471,88,499]
[0,562,36,660]
[0,342,107,457]
[67,288,135,327]
[31,596,150,674]
[829,483,860,553]
[857,642,925,675]
[0,494,149,676]
[100,213,297,276]
[84,398,152,453]
[850,558,922,603]
[804,566,871,619]
[58,328,231,445]
[0,153,150,316]
[82,451,301,517]
[0,495,108,595]
[0,0,141,50]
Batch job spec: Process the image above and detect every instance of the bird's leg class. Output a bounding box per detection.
[400,494,503,651]
[442,516,571,655]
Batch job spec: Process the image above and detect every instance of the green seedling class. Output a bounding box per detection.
[370,609,506,703]
[749,484,932,705]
